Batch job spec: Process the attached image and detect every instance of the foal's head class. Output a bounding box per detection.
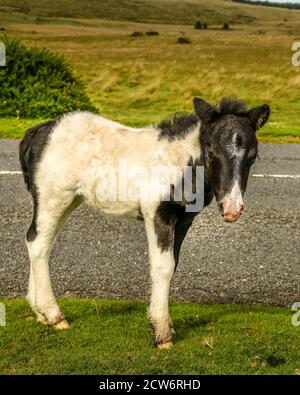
[194,97,270,222]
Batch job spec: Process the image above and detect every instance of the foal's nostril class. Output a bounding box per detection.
[219,202,224,215]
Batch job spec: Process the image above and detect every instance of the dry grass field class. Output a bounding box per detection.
[0,1,300,139]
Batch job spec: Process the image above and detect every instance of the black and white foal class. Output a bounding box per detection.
[19,98,270,348]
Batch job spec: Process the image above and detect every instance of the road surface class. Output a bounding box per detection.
[0,139,299,306]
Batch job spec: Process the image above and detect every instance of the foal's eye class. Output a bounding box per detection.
[249,155,257,164]
[207,151,214,161]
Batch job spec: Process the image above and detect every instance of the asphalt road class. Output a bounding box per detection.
[0,139,299,306]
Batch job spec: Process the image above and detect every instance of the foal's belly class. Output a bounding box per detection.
[78,165,147,219]
[87,199,141,219]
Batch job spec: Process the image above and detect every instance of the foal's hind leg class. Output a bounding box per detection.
[26,193,81,328]
[27,263,48,325]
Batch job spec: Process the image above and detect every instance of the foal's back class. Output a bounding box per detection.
[35,113,153,178]
[42,112,158,168]
[20,111,201,218]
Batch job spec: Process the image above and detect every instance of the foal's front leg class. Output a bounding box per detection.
[144,206,176,349]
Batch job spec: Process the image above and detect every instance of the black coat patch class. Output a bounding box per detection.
[19,118,59,241]
[157,113,199,141]
[154,202,177,251]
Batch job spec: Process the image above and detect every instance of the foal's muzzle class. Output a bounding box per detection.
[218,202,244,222]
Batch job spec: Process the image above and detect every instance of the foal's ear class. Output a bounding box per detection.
[193,97,217,123]
[248,104,270,130]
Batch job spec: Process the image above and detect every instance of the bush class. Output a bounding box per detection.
[177,37,191,44]
[223,22,230,30]
[145,31,159,36]
[0,39,97,118]
[130,32,143,37]
[195,21,202,30]
[203,23,208,29]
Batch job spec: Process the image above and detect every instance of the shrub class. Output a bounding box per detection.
[195,21,202,30]
[0,38,97,118]
[203,23,208,29]
[130,32,143,37]
[223,22,230,30]
[145,31,159,36]
[35,17,44,24]
[177,37,191,44]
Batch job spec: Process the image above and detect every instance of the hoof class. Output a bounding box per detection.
[36,312,48,325]
[54,319,70,330]
[37,317,48,325]
[157,341,173,350]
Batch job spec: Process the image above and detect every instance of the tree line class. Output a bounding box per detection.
[232,0,300,10]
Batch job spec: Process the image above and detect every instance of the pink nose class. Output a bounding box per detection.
[223,210,242,222]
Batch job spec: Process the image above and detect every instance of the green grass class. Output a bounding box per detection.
[1,117,299,143]
[0,117,46,139]
[0,299,299,374]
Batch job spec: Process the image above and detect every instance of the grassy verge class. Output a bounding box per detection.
[0,117,45,139]
[0,299,299,374]
[1,117,299,143]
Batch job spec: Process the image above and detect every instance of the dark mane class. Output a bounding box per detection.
[157,113,199,141]
[217,98,248,116]
[157,98,248,141]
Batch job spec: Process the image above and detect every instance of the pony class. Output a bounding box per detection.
[19,97,270,348]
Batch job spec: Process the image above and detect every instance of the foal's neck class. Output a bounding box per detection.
[162,124,201,168]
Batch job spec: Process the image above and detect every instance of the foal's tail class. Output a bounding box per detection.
[19,126,38,192]
[19,119,59,192]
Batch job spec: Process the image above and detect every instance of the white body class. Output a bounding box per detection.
[26,112,201,346]
[37,112,201,217]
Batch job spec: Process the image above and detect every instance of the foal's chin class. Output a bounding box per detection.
[223,214,240,222]
[223,213,242,223]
